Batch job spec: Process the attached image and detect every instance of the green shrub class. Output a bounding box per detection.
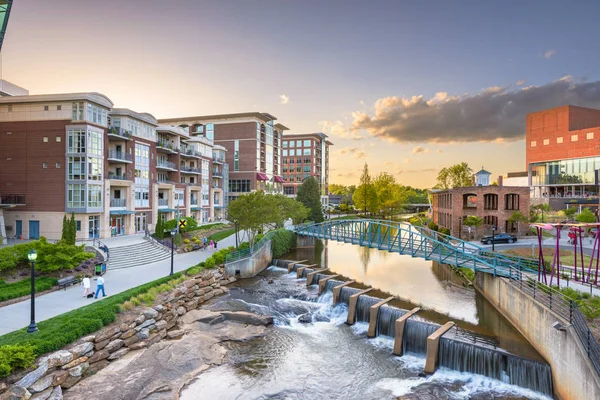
[185,266,203,276]
[271,230,297,259]
[183,238,191,244]
[0,344,36,378]
[0,277,59,302]
[164,217,199,233]
[173,233,183,246]
[0,242,36,272]
[204,258,216,269]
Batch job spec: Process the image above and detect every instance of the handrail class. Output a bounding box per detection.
[144,229,173,250]
[225,230,278,263]
[93,238,110,263]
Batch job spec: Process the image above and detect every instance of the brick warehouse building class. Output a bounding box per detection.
[430,185,530,239]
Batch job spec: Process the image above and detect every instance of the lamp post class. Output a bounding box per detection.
[170,229,176,276]
[491,224,497,252]
[27,249,38,333]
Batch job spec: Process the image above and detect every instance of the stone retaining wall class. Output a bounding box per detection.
[0,268,236,400]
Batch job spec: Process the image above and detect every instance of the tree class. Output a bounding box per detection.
[373,173,409,218]
[576,208,597,223]
[435,162,473,189]
[353,163,378,215]
[155,216,164,239]
[328,184,347,195]
[270,194,310,228]
[531,203,552,222]
[563,207,578,220]
[507,211,528,234]
[296,177,324,222]
[61,215,69,243]
[227,191,279,248]
[462,216,483,239]
[69,213,76,244]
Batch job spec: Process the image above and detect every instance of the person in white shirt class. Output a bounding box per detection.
[82,276,91,297]
[95,276,106,299]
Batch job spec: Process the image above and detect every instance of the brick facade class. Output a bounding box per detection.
[431,186,530,239]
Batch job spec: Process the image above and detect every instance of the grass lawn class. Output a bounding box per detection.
[208,228,236,242]
[502,247,595,268]
[0,277,59,302]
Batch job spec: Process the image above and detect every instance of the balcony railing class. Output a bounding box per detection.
[107,150,133,162]
[110,198,127,207]
[212,184,222,189]
[212,170,223,177]
[157,140,178,152]
[158,198,169,206]
[181,148,202,158]
[106,173,129,181]
[107,127,133,140]
[212,155,225,163]
[190,199,199,205]
[157,160,177,170]
[0,194,25,205]
[180,166,201,173]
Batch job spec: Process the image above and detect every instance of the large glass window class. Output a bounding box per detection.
[283,141,288,148]
[229,179,251,193]
[88,158,103,181]
[205,124,214,141]
[234,140,239,171]
[68,157,86,180]
[303,148,311,156]
[304,140,311,147]
[86,103,107,126]
[290,149,295,156]
[72,102,84,121]
[68,184,86,208]
[283,149,288,156]
[296,140,302,147]
[87,185,102,208]
[67,129,86,153]
[87,130,102,156]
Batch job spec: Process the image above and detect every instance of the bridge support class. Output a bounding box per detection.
[297,235,315,248]
[287,260,308,273]
[392,307,421,356]
[318,275,339,295]
[346,289,374,325]
[424,322,455,374]
[332,281,356,306]
[306,269,328,286]
[367,297,394,338]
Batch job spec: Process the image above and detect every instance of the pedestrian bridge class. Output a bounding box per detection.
[293,219,538,278]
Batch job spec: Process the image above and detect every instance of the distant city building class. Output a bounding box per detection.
[430,186,530,238]
[281,132,332,205]
[473,167,491,186]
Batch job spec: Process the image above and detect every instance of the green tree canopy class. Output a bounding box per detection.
[228,191,278,247]
[373,172,409,218]
[353,163,378,215]
[435,162,473,189]
[576,208,597,223]
[270,194,310,228]
[463,215,483,239]
[507,211,528,233]
[296,177,324,222]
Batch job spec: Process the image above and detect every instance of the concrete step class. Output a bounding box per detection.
[107,240,171,269]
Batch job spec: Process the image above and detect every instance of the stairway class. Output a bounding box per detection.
[107,240,171,269]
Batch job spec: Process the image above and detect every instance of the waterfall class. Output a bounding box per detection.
[272,259,290,269]
[438,337,553,396]
[355,295,381,323]
[301,268,314,278]
[375,305,407,337]
[402,319,439,355]
[324,279,344,293]
[339,286,362,305]
[312,273,325,285]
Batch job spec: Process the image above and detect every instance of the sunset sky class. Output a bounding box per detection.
[4,0,600,188]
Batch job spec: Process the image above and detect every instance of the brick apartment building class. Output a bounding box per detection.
[281,132,332,205]
[0,92,225,241]
[158,113,289,203]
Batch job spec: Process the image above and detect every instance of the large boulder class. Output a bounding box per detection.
[142,308,159,320]
[69,342,94,358]
[14,365,48,389]
[38,350,73,368]
[221,311,274,326]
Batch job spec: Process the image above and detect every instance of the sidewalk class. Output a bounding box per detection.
[0,231,244,336]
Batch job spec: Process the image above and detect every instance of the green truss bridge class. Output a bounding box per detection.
[293,219,539,278]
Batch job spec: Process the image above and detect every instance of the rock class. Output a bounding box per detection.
[46,386,61,400]
[184,301,198,312]
[127,342,147,350]
[197,280,210,288]
[268,279,274,284]
[79,335,95,343]
[30,386,52,400]
[186,292,195,299]
[218,279,230,286]
[314,314,331,323]
[298,313,312,324]
[203,292,214,301]
[3,386,31,400]
[123,334,140,347]
[176,307,186,316]
[147,330,165,347]
[87,350,109,364]
[83,360,109,378]
[61,356,88,370]
[109,332,122,341]
[221,287,230,294]
[184,280,196,288]
[104,339,124,353]
[51,371,68,387]
[166,330,184,340]
[95,326,120,343]
[121,329,136,339]
[119,323,130,332]
[135,319,156,332]
[15,364,48,389]
[181,310,224,325]
[67,362,88,378]
[153,304,164,313]
[107,348,129,361]
[39,350,73,368]
[221,311,274,326]
[165,319,178,330]
[94,339,109,351]
[69,342,93,358]
[212,288,224,295]
[28,375,53,394]
[142,308,159,320]
[134,315,145,325]
[136,329,150,340]
[228,277,237,283]
[60,375,81,390]
[155,320,167,331]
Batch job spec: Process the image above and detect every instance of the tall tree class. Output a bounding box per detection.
[353,163,378,215]
[435,162,473,189]
[61,214,69,242]
[69,212,77,244]
[270,194,310,228]
[296,177,324,222]
[228,191,279,248]
[373,173,408,218]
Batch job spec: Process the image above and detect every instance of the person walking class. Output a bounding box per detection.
[95,276,106,299]
[203,236,207,248]
[82,275,91,297]
[209,239,214,249]
[214,240,218,250]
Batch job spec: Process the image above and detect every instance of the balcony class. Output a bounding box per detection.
[212,170,223,178]
[107,150,133,163]
[212,154,225,163]
[157,160,177,171]
[106,173,130,181]
[0,194,25,206]
[107,127,133,141]
[110,198,127,208]
[212,184,222,189]
[181,148,201,158]
[157,178,176,185]
[180,166,201,174]
[190,199,199,206]
[157,140,178,153]
[158,198,169,207]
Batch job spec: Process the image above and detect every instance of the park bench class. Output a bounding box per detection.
[57,276,77,290]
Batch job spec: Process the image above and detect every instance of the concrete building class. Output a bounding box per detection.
[0,92,220,241]
[430,185,530,239]
[526,105,600,208]
[281,132,332,206]
[158,113,288,204]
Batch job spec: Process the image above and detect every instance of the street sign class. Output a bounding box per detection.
[178,219,187,229]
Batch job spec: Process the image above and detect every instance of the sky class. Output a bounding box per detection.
[3,0,600,188]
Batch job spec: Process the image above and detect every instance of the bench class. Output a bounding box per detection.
[57,276,77,290]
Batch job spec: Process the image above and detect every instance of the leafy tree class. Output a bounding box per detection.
[507,211,528,234]
[532,203,552,222]
[328,184,347,195]
[270,194,310,227]
[61,215,69,243]
[563,207,578,220]
[33,237,94,272]
[576,208,597,223]
[296,177,324,222]
[228,191,279,248]
[69,213,76,245]
[435,162,473,189]
[373,172,408,218]
[462,216,483,239]
[353,163,378,215]
[163,216,198,233]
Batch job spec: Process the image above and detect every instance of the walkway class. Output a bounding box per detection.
[0,231,244,336]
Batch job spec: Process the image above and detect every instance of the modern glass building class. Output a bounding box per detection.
[0,0,13,52]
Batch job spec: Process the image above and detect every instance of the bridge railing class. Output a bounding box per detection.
[225,230,278,263]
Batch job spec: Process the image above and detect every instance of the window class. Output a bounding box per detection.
[543,139,549,146]
[304,140,311,147]
[483,194,498,210]
[229,179,251,193]
[88,185,102,208]
[505,194,520,210]
[304,158,311,164]
[234,140,239,171]
[68,157,86,180]
[283,141,288,148]
[571,134,578,142]
[303,148,311,155]
[56,136,61,142]
[303,165,310,172]
[587,132,594,140]
[56,162,61,168]
[57,105,62,111]
[483,215,498,227]
[43,137,48,143]
[86,103,107,126]
[87,130,103,156]
[68,129,86,153]
[44,106,49,111]
[68,184,86,208]
[557,137,563,144]
[290,149,295,156]
[88,158,103,181]
[530,141,537,147]
[76,221,81,231]
[283,150,288,156]
[42,162,48,168]
[205,124,214,141]
[289,141,295,148]
[284,187,295,195]
[72,102,84,121]
[296,140,302,147]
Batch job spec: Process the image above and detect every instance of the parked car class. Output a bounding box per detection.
[480,233,517,245]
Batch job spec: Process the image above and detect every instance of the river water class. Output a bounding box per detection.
[181,241,552,400]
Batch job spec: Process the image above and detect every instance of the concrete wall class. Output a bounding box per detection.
[224,240,272,278]
[475,272,600,400]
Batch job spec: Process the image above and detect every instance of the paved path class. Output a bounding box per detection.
[0,230,248,336]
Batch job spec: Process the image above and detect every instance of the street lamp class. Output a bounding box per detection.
[170,229,176,276]
[491,224,497,252]
[27,249,38,333]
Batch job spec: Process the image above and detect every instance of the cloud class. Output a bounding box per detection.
[412,146,430,154]
[436,149,443,154]
[544,49,556,59]
[516,80,525,86]
[279,94,290,105]
[337,147,366,158]
[398,168,437,174]
[403,158,411,164]
[321,120,363,140]
[351,76,600,143]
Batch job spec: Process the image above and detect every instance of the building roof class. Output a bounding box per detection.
[0,92,114,108]
[110,108,158,126]
[274,123,290,131]
[0,79,28,96]
[283,132,333,145]
[157,124,190,138]
[474,166,492,176]
[158,112,280,124]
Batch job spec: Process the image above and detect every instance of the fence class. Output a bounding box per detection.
[225,230,278,263]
